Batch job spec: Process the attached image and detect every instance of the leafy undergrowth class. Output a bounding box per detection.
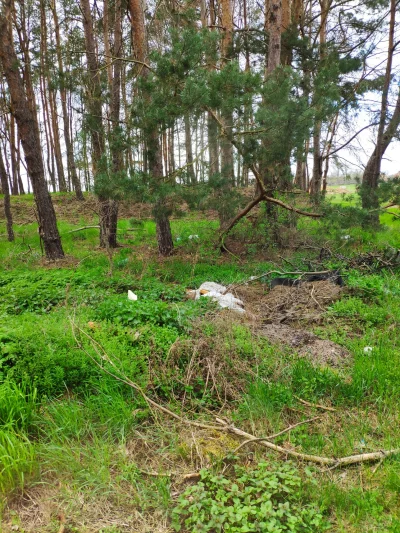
[0,195,400,532]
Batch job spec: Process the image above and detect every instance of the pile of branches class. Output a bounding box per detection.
[313,245,399,272]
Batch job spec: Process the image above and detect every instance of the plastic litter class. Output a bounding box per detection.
[128,290,138,301]
[189,282,245,313]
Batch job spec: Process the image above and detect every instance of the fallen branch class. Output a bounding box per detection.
[219,192,264,245]
[136,468,199,481]
[295,396,336,412]
[207,108,322,223]
[231,417,321,455]
[67,225,100,233]
[215,418,400,467]
[227,269,333,291]
[72,321,399,469]
[385,210,400,219]
[71,320,224,432]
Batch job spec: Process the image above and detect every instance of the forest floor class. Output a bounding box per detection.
[0,192,400,533]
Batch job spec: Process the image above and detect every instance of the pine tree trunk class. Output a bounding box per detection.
[361,0,396,219]
[267,0,283,74]
[0,148,14,241]
[9,114,19,194]
[108,0,122,248]
[219,0,234,226]
[149,131,174,256]
[259,0,283,196]
[311,123,322,197]
[184,114,196,184]
[50,0,84,200]
[39,13,57,192]
[16,133,25,194]
[49,88,68,192]
[128,0,174,255]
[155,203,174,256]
[0,1,64,259]
[168,125,175,174]
[208,113,220,176]
[206,0,219,178]
[81,0,117,247]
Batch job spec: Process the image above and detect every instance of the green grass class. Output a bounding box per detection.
[1,193,400,531]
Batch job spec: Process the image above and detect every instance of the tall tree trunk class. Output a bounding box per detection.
[184,114,196,184]
[256,0,283,217]
[39,2,57,192]
[310,0,327,201]
[50,0,84,200]
[259,0,283,195]
[321,112,339,193]
[206,0,219,178]
[361,0,396,218]
[267,0,283,74]
[81,0,117,248]
[0,148,14,241]
[128,0,174,256]
[0,2,64,259]
[218,0,235,226]
[168,125,175,174]
[311,123,322,197]
[16,131,25,194]
[9,114,19,194]
[49,87,68,192]
[108,0,122,249]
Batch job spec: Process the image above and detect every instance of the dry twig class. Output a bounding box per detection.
[72,320,399,469]
[295,396,337,412]
[230,417,321,455]
[215,418,400,467]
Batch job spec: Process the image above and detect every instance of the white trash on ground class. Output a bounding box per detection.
[187,282,245,313]
[128,290,138,301]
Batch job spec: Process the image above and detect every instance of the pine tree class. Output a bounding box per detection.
[0,0,64,259]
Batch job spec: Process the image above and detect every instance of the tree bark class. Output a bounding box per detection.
[206,0,220,178]
[267,0,283,74]
[9,114,19,194]
[310,0,327,201]
[128,0,174,255]
[50,0,84,200]
[219,0,235,226]
[81,0,117,247]
[49,87,68,192]
[184,114,196,184]
[108,0,123,249]
[361,0,396,217]
[311,123,322,197]
[149,132,174,255]
[0,148,14,241]
[0,1,64,259]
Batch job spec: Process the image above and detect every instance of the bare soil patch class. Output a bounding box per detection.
[258,323,349,367]
[231,280,349,367]
[259,280,342,325]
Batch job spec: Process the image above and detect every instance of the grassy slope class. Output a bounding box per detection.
[0,193,400,532]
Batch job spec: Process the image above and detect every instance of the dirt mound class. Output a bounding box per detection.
[260,280,342,325]
[231,280,349,367]
[259,323,350,367]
